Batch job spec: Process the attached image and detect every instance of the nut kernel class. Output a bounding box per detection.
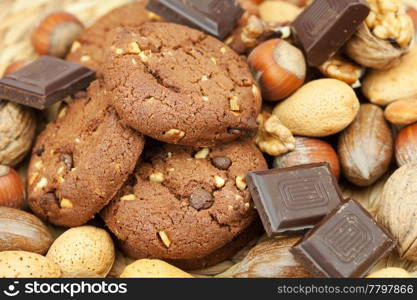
[70,41,81,52]
[121,194,137,201]
[229,96,240,111]
[158,231,171,248]
[80,55,91,62]
[128,42,141,54]
[60,198,73,208]
[194,148,210,159]
[214,176,226,188]
[149,172,164,183]
[164,129,185,142]
[236,176,247,191]
[34,177,48,191]
[34,161,43,170]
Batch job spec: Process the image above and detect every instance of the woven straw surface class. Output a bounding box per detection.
[0,0,135,75]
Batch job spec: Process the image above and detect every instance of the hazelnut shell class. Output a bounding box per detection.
[248,39,306,101]
[0,165,25,209]
[395,122,417,166]
[31,11,84,58]
[273,136,340,179]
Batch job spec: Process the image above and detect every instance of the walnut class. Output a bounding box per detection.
[226,15,291,54]
[254,111,295,156]
[0,101,37,167]
[319,54,365,86]
[345,0,414,69]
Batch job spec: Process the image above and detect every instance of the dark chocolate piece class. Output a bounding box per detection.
[0,56,95,110]
[292,0,370,66]
[291,199,396,278]
[247,163,342,236]
[146,0,243,40]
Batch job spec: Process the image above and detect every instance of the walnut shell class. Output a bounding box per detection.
[216,236,310,278]
[338,104,393,187]
[345,23,410,70]
[0,101,37,167]
[378,164,417,261]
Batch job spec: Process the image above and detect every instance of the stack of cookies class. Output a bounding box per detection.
[26,1,268,270]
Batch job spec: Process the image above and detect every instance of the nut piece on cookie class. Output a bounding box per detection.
[101,140,267,265]
[103,23,261,146]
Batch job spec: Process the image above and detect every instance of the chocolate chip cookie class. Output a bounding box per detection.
[103,22,262,146]
[66,0,154,76]
[101,139,267,262]
[28,81,145,227]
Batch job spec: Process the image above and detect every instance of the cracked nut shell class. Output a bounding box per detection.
[0,101,37,167]
[379,164,417,261]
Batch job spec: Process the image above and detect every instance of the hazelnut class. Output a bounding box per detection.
[0,165,25,209]
[273,137,340,179]
[248,39,306,101]
[31,11,84,58]
[3,60,32,77]
[395,123,417,166]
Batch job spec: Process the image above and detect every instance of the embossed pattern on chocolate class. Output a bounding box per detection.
[291,199,396,278]
[246,163,342,236]
[292,0,370,66]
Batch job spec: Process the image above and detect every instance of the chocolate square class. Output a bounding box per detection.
[146,0,244,40]
[292,0,370,66]
[0,56,95,109]
[247,163,342,236]
[291,199,396,278]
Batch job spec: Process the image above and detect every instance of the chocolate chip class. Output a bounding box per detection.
[228,128,242,135]
[61,154,73,170]
[72,90,87,99]
[211,156,232,170]
[190,188,213,210]
[40,192,59,209]
[34,145,45,156]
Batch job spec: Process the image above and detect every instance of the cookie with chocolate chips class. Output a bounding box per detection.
[66,1,155,76]
[27,81,145,227]
[101,139,267,263]
[103,22,262,147]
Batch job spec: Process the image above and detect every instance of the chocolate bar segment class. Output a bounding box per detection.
[291,199,396,278]
[0,56,95,110]
[247,163,342,236]
[292,0,370,66]
[146,0,243,40]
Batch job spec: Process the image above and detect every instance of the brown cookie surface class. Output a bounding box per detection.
[101,139,267,261]
[166,218,263,271]
[103,22,262,146]
[28,81,145,227]
[66,1,153,76]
